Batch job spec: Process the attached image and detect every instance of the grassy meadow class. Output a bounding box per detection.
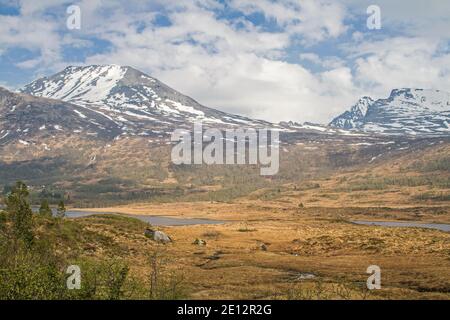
[1,137,449,300]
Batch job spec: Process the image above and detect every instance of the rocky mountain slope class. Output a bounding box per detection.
[330,88,450,136]
[0,87,122,145]
[20,65,270,137]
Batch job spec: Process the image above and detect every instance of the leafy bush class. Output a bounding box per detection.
[0,181,188,300]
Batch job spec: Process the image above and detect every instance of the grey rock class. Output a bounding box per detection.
[145,228,172,244]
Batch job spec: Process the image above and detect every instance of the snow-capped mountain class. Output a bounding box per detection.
[330,89,450,135]
[11,67,450,139]
[21,65,270,136]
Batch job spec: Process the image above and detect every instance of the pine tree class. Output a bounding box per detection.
[56,200,66,218]
[39,199,53,217]
[0,210,6,234]
[5,181,34,247]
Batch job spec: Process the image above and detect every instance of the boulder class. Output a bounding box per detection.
[258,243,268,251]
[255,240,270,251]
[145,228,172,244]
[193,238,207,246]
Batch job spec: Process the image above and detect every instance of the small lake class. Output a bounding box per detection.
[65,210,226,226]
[352,220,450,232]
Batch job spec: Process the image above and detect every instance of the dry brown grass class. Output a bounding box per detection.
[73,199,450,300]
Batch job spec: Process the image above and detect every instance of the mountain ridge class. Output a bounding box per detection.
[20,65,271,137]
[330,88,450,136]
[4,65,450,139]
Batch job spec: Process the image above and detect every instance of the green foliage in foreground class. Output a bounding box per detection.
[5,181,34,247]
[0,181,188,300]
[39,199,52,217]
[56,200,66,218]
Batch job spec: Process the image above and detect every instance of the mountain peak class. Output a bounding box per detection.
[353,96,374,116]
[330,88,450,136]
[22,64,129,103]
[61,64,143,75]
[328,96,374,130]
[20,65,270,136]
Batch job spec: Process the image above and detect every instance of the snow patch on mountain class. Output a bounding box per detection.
[30,65,126,103]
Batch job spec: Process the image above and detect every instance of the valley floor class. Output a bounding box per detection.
[73,200,450,299]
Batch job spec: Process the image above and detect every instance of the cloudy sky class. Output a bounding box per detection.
[1,0,450,124]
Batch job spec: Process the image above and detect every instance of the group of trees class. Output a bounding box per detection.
[0,181,133,300]
[38,198,66,218]
[0,181,68,298]
[2,181,67,247]
[0,181,187,300]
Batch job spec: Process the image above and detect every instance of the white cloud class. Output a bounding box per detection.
[344,0,450,39]
[79,1,358,123]
[348,37,450,98]
[230,0,348,43]
[299,53,321,64]
[0,3,62,71]
[1,0,450,124]
[299,53,345,69]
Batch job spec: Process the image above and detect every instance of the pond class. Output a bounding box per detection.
[352,220,450,232]
[65,210,226,226]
